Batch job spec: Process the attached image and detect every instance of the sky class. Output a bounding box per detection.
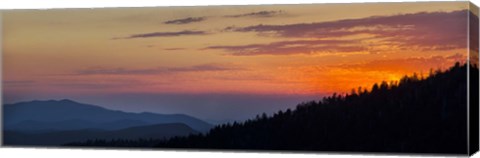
[1,2,477,123]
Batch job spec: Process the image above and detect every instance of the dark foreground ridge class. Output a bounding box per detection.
[5,123,198,146]
[67,63,475,154]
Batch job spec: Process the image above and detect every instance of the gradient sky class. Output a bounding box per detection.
[1,2,476,123]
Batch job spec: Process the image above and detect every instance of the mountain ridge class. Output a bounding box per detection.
[3,99,213,132]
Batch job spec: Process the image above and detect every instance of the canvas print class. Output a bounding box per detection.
[1,1,479,155]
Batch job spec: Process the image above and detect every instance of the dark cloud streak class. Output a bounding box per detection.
[225,10,468,52]
[116,30,208,39]
[164,17,206,25]
[225,10,285,18]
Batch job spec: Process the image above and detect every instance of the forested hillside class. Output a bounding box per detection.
[68,63,474,154]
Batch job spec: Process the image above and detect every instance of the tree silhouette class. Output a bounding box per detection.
[67,63,476,154]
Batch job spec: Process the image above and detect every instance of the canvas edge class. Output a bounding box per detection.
[0,1,471,12]
[0,10,4,147]
[468,1,480,156]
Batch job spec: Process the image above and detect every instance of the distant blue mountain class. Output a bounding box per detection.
[3,99,212,132]
[5,119,151,132]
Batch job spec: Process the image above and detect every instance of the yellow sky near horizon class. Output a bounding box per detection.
[1,1,474,99]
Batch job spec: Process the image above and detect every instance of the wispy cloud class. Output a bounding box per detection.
[336,53,465,73]
[164,17,206,25]
[164,48,186,51]
[49,79,156,89]
[115,30,208,39]
[75,63,245,75]
[3,80,35,87]
[225,10,285,18]
[203,39,365,56]
[226,10,468,52]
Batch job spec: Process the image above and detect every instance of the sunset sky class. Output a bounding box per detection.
[1,2,477,123]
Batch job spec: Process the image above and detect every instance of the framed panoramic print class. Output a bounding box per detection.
[1,1,479,156]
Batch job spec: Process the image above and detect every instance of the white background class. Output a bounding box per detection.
[0,0,479,158]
